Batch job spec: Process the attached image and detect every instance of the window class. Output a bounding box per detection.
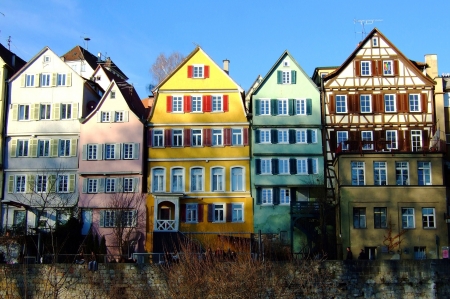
[414,247,426,260]
[115,111,124,122]
[260,129,271,143]
[297,158,308,175]
[40,104,51,120]
[295,99,307,115]
[278,158,290,174]
[232,128,243,145]
[57,74,66,86]
[212,129,223,146]
[336,95,347,113]
[260,99,270,115]
[87,144,98,160]
[383,60,393,76]
[386,130,397,150]
[104,210,116,227]
[212,95,222,112]
[353,208,366,228]
[171,168,184,192]
[337,131,348,150]
[192,96,202,112]
[123,143,134,159]
[351,162,365,185]
[59,140,71,157]
[411,130,422,152]
[402,208,415,228]
[105,144,116,160]
[384,94,396,112]
[372,37,379,47]
[213,204,225,222]
[105,178,116,193]
[374,162,387,185]
[277,129,289,144]
[153,130,164,147]
[296,129,307,144]
[123,178,134,192]
[35,175,47,193]
[418,162,431,185]
[191,129,202,146]
[172,129,183,147]
[172,96,183,112]
[110,91,116,99]
[361,61,371,76]
[191,168,203,191]
[260,159,272,174]
[395,162,409,185]
[88,179,98,193]
[282,71,290,84]
[57,175,69,193]
[121,210,136,227]
[101,111,111,122]
[278,99,288,115]
[310,130,317,143]
[311,158,318,174]
[261,188,273,204]
[374,207,387,229]
[186,204,198,222]
[231,167,244,191]
[232,204,243,222]
[17,140,29,157]
[15,175,26,193]
[25,74,34,87]
[37,140,49,157]
[283,60,290,67]
[361,131,373,150]
[360,95,371,113]
[422,208,435,228]
[193,65,204,78]
[41,73,51,86]
[152,168,165,192]
[19,105,30,120]
[211,168,224,191]
[280,188,290,204]
[409,94,420,112]
[61,103,72,119]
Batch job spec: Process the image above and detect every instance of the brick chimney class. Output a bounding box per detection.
[425,54,438,79]
[223,59,230,74]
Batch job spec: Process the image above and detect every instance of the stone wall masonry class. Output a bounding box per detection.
[1,260,450,298]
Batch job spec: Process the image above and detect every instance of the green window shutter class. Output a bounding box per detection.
[10,139,17,157]
[291,70,297,84]
[82,145,87,160]
[31,103,40,120]
[99,210,104,227]
[69,174,75,192]
[97,144,103,160]
[20,75,26,87]
[66,73,72,86]
[98,178,105,193]
[288,99,294,115]
[52,103,60,120]
[50,139,58,157]
[8,175,14,193]
[115,143,121,159]
[11,104,18,121]
[26,175,35,193]
[82,178,88,193]
[35,74,40,87]
[255,100,260,116]
[49,175,56,193]
[133,143,139,159]
[51,73,57,86]
[29,139,38,157]
[306,99,312,115]
[277,71,282,84]
[271,99,277,115]
[72,103,78,119]
[70,139,77,157]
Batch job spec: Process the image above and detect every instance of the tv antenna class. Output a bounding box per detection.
[354,19,383,40]
[83,36,91,50]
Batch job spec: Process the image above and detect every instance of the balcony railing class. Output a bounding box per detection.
[156,220,176,231]
[291,202,320,218]
[339,139,446,154]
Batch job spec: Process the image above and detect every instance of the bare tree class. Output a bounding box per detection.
[149,52,185,85]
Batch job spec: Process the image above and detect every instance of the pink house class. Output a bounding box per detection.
[78,79,148,257]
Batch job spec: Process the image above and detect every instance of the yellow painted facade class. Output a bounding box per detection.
[146,47,253,252]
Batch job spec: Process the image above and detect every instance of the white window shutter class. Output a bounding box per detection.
[52,103,61,120]
[82,178,88,193]
[50,139,58,157]
[97,144,103,160]
[11,104,18,121]
[82,145,87,160]
[66,73,72,86]
[97,112,102,122]
[72,103,78,119]
[26,175,35,193]
[10,139,17,157]
[123,111,129,122]
[35,74,40,87]
[29,139,38,157]
[132,143,139,160]
[51,73,57,86]
[69,174,75,192]
[133,177,140,192]
[70,139,77,157]
[98,178,105,193]
[31,103,40,120]
[8,175,14,193]
[115,143,121,159]
[20,75,26,87]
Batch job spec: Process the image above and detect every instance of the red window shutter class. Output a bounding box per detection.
[377,61,382,76]
[184,129,191,147]
[164,129,171,147]
[204,128,212,146]
[224,128,231,146]
[393,60,399,76]
[355,61,361,77]
[421,93,428,113]
[187,66,193,78]
[184,95,191,112]
[223,95,229,112]
[404,130,410,151]
[198,204,204,222]
[373,94,380,113]
[203,95,212,112]
[180,204,186,222]
[396,94,403,113]
[243,128,249,146]
[147,129,152,147]
[329,95,336,114]
[226,203,232,222]
[371,61,378,76]
[166,96,173,112]
[204,65,210,78]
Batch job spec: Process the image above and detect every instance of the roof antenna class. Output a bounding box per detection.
[84,37,91,51]
[7,36,11,51]
[353,19,383,40]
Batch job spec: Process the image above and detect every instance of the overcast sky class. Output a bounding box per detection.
[1,0,449,98]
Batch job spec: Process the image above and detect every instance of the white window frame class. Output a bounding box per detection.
[337,131,348,150]
[383,60,394,76]
[212,129,223,146]
[311,158,319,174]
[190,167,204,192]
[25,74,34,87]
[386,130,398,150]
[40,104,51,120]
[61,103,72,120]
[280,188,290,205]
[232,203,244,222]
[87,178,98,193]
[171,167,184,192]
[297,158,308,175]
[123,178,134,192]
[411,130,422,152]
[186,204,198,223]
[384,94,396,112]
[351,161,365,185]
[295,98,307,115]
[59,139,71,157]
[418,162,431,186]
[101,111,111,122]
[373,161,387,185]
[213,203,225,222]
[395,162,409,186]
[123,143,134,159]
[41,73,51,87]
[361,61,371,76]
[360,95,372,113]
[422,208,436,229]
[172,129,184,147]
[212,95,223,112]
[278,158,290,174]
[153,130,164,147]
[260,129,271,144]
[296,129,307,144]
[191,96,202,112]
[211,167,224,192]
[261,188,273,205]
[38,140,50,157]
[232,128,243,146]
[193,65,204,78]
[402,208,415,229]
[282,71,290,84]
[115,111,124,122]
[231,167,244,192]
[57,174,69,193]
[87,144,98,160]
[103,210,116,228]
[17,140,29,157]
[191,129,202,147]
[36,175,48,193]
[409,94,420,112]
[277,129,289,144]
[15,175,26,193]
[260,99,270,115]
[172,96,183,113]
[57,73,66,86]
[152,168,165,192]
[278,99,288,115]
[336,95,347,113]
[361,131,373,150]
[104,144,116,160]
[105,178,116,193]
[19,105,30,121]
[260,159,272,175]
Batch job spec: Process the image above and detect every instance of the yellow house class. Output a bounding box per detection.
[146,47,253,253]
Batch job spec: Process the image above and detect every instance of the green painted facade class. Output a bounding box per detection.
[249,51,324,253]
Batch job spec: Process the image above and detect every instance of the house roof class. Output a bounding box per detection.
[323,28,436,85]
[0,43,26,73]
[9,46,53,82]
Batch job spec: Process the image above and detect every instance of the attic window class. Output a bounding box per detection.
[43,56,51,63]
[111,91,116,99]
[283,61,290,67]
[321,72,328,78]
[372,37,379,47]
